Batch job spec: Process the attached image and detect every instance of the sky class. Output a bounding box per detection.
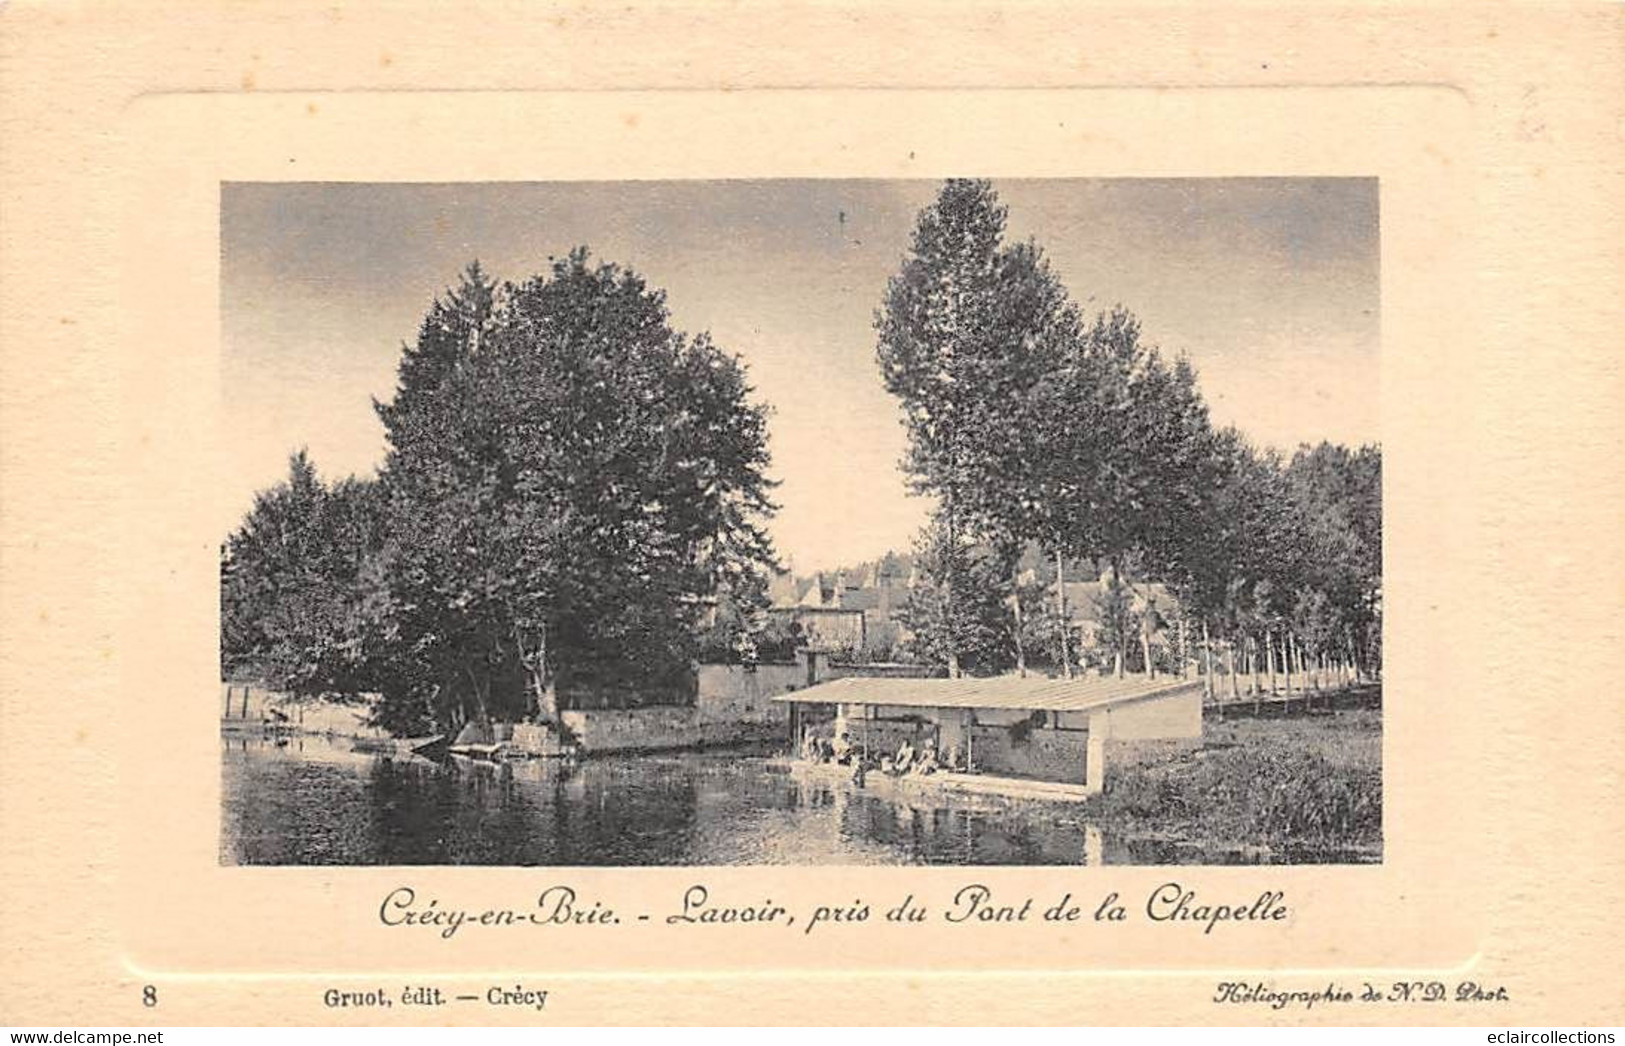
[221,178,1379,570]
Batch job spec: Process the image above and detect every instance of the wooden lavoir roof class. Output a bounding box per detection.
[772,674,1201,713]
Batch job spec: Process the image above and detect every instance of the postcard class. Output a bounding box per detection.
[1,0,1620,1028]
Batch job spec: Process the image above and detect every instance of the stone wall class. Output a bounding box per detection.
[968,723,1090,783]
[561,706,787,753]
[564,662,797,754]
[696,662,804,717]
[766,607,866,650]
[509,723,567,755]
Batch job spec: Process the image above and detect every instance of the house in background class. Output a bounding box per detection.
[765,603,868,652]
[767,549,1186,670]
[766,557,916,657]
[765,570,867,652]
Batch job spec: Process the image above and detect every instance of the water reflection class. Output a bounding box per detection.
[222,735,1182,866]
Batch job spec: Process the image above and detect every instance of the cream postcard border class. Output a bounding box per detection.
[114,86,1473,993]
[0,1,1618,1020]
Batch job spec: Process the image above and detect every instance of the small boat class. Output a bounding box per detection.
[407,735,449,759]
[449,742,507,760]
[349,734,451,759]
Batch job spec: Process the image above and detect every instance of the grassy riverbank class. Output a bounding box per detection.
[1085,695,1383,863]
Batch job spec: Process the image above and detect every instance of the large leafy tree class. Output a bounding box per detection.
[874,179,1381,692]
[1165,431,1383,700]
[1202,437,1302,696]
[1034,310,1229,676]
[374,252,778,730]
[879,181,1243,682]
[1284,441,1382,681]
[220,451,386,698]
[875,179,1077,676]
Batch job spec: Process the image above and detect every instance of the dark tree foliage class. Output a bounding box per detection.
[1169,431,1383,689]
[875,179,1079,675]
[223,254,779,734]
[877,178,1381,684]
[1023,308,1226,611]
[693,572,771,666]
[1284,441,1383,671]
[220,451,386,699]
[372,252,779,729]
[877,180,1235,677]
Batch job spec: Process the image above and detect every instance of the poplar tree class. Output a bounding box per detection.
[875,180,1076,676]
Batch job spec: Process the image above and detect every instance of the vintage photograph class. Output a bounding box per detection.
[218,178,1382,867]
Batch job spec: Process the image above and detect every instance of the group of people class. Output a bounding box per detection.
[800,730,969,786]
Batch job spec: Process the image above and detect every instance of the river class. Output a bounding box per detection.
[223,734,1208,866]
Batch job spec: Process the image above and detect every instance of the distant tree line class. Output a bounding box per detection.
[221,251,779,734]
[875,180,1381,690]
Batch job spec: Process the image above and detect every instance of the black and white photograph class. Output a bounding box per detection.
[11,0,1625,1033]
[218,178,1383,868]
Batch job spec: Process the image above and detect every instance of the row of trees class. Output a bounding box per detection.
[224,179,1378,732]
[876,180,1381,691]
[222,252,780,733]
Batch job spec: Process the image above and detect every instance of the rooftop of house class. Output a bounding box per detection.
[766,565,1176,621]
